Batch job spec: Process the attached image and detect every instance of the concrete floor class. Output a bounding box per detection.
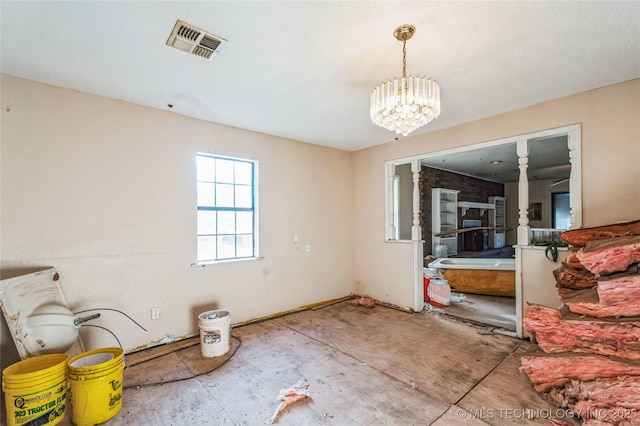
[47,300,554,425]
[439,293,517,331]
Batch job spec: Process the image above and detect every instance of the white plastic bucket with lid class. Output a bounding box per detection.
[435,243,448,258]
[198,310,231,357]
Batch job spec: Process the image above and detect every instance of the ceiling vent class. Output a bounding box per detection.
[166,20,227,60]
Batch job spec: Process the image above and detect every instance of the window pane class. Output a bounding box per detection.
[235,185,252,208]
[197,156,215,182]
[235,162,252,185]
[217,235,236,259]
[216,183,234,207]
[197,236,216,261]
[236,212,253,234]
[216,159,235,183]
[236,234,253,257]
[197,182,215,207]
[217,211,235,234]
[197,210,216,234]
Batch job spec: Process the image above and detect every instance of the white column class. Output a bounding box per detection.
[567,126,583,229]
[411,160,422,241]
[517,139,530,246]
[411,160,424,312]
[387,163,396,240]
[515,245,523,338]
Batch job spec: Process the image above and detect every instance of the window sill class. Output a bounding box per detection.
[514,245,569,251]
[192,257,263,267]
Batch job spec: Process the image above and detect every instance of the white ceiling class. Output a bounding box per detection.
[421,135,570,183]
[1,1,639,153]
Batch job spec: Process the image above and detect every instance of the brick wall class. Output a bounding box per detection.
[421,166,505,255]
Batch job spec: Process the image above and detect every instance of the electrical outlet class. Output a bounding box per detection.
[305,244,311,253]
[151,307,160,320]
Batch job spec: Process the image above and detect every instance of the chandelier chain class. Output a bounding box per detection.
[402,40,407,78]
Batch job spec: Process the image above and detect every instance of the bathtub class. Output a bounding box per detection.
[427,257,516,297]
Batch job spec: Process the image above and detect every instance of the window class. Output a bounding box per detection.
[196,153,257,262]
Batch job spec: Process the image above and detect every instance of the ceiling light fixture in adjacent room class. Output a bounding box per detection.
[370,24,441,137]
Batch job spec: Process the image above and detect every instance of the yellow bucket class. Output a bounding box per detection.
[67,347,124,426]
[2,353,69,426]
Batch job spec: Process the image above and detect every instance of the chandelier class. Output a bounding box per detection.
[370,25,441,137]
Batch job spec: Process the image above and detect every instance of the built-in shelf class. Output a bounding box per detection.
[489,196,506,248]
[432,188,460,256]
[432,190,510,253]
[458,201,495,216]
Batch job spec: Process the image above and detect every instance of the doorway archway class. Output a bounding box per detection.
[385,124,582,336]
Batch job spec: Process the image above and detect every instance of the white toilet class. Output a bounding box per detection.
[1,267,87,359]
[23,303,81,355]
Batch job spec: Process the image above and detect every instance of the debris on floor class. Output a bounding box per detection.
[265,379,311,424]
[449,292,466,303]
[422,303,444,314]
[351,297,375,308]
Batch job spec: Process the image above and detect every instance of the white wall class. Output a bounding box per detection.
[520,248,567,310]
[352,79,640,311]
[0,75,353,367]
[2,75,638,365]
[528,179,570,229]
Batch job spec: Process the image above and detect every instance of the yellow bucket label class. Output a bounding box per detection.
[109,392,122,408]
[109,378,122,408]
[9,380,66,425]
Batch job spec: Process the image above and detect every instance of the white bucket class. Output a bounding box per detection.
[198,310,231,358]
[435,243,448,258]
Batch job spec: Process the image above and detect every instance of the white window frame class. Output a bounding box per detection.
[194,153,259,265]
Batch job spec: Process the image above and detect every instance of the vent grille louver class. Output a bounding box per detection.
[166,20,226,61]
[193,45,213,60]
[177,25,200,42]
[200,35,222,51]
